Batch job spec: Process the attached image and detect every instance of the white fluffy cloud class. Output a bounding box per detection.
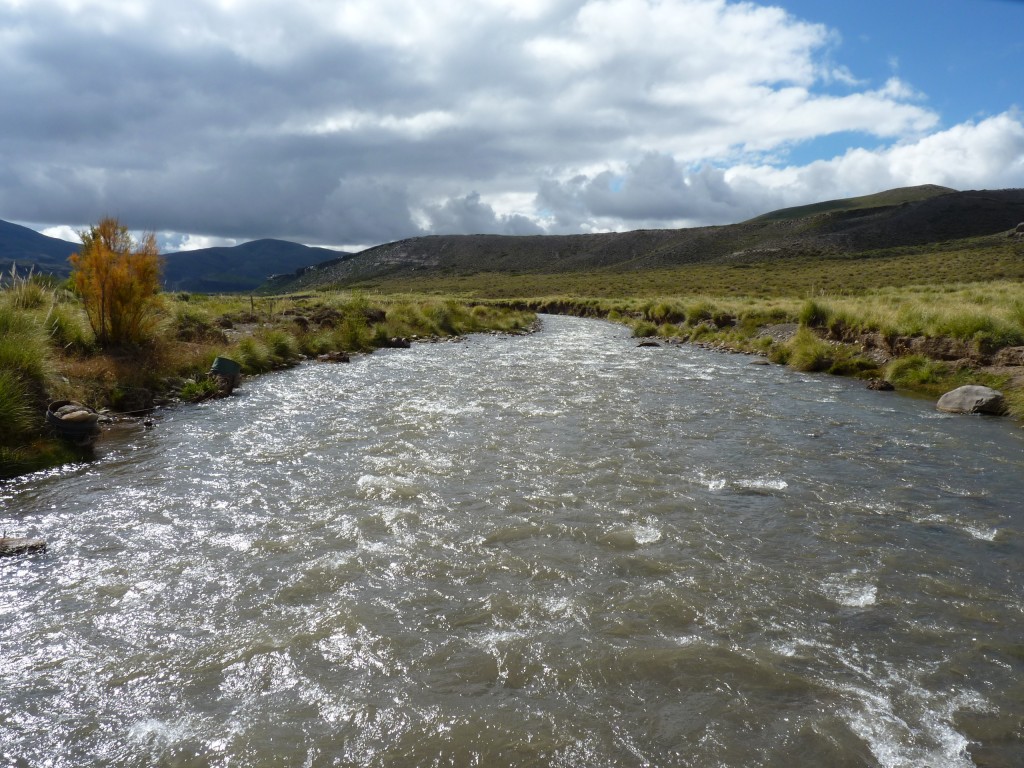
[0,0,1021,246]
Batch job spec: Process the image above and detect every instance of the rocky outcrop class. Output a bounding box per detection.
[993,347,1024,366]
[936,385,1007,415]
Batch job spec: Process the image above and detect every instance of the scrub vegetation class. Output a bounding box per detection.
[0,264,535,478]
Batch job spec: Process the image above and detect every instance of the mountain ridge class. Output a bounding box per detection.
[265,187,1024,292]
[4,185,1022,294]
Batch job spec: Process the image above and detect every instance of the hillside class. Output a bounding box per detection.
[162,239,348,293]
[0,219,80,279]
[265,187,1024,293]
[748,184,955,222]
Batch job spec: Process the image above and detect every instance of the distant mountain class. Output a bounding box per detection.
[0,219,351,292]
[266,186,1024,292]
[162,239,349,293]
[0,219,80,279]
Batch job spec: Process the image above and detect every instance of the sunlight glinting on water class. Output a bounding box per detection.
[2,315,1023,767]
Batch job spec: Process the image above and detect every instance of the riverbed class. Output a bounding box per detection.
[2,315,1022,767]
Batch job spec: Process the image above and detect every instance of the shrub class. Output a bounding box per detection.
[70,217,162,347]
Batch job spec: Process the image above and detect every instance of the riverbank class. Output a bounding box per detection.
[501,290,1024,420]
[5,313,1022,767]
[0,282,536,479]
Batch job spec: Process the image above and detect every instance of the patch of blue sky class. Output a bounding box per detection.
[773,131,891,167]
[781,0,1024,123]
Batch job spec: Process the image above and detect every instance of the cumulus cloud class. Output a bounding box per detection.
[0,0,1020,247]
[422,192,545,235]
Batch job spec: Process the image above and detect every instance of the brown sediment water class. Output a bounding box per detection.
[2,314,1022,767]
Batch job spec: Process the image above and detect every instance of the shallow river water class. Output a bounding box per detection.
[2,315,1023,767]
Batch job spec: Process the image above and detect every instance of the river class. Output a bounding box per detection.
[2,315,1023,767]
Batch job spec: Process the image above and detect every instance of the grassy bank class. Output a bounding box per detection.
[0,280,535,479]
[498,286,1024,420]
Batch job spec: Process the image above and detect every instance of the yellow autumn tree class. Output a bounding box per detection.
[70,217,163,347]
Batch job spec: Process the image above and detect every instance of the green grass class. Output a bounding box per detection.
[0,369,36,446]
[340,238,1024,301]
[749,184,953,222]
[180,377,223,402]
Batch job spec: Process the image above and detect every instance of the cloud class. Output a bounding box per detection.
[0,0,1021,246]
[534,112,1024,230]
[423,192,545,235]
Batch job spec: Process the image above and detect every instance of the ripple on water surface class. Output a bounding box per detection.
[2,315,1024,767]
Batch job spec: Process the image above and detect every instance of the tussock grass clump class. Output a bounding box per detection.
[799,299,832,328]
[44,303,94,352]
[336,312,372,351]
[632,321,657,338]
[776,328,879,376]
[645,301,685,324]
[1004,388,1024,421]
[422,300,461,335]
[685,300,716,326]
[884,355,950,389]
[260,329,301,364]
[180,377,222,402]
[0,301,53,400]
[169,303,226,343]
[0,369,36,445]
[235,337,274,373]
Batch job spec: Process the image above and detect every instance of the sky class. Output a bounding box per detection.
[1,0,1022,253]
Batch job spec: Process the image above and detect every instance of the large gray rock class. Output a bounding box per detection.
[936,385,1007,415]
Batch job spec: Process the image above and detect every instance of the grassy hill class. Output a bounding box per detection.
[265,187,1024,294]
[748,184,955,222]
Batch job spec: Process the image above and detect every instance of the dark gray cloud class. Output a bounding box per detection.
[1,0,1021,248]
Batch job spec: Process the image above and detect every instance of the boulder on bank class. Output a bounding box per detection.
[936,385,1007,415]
